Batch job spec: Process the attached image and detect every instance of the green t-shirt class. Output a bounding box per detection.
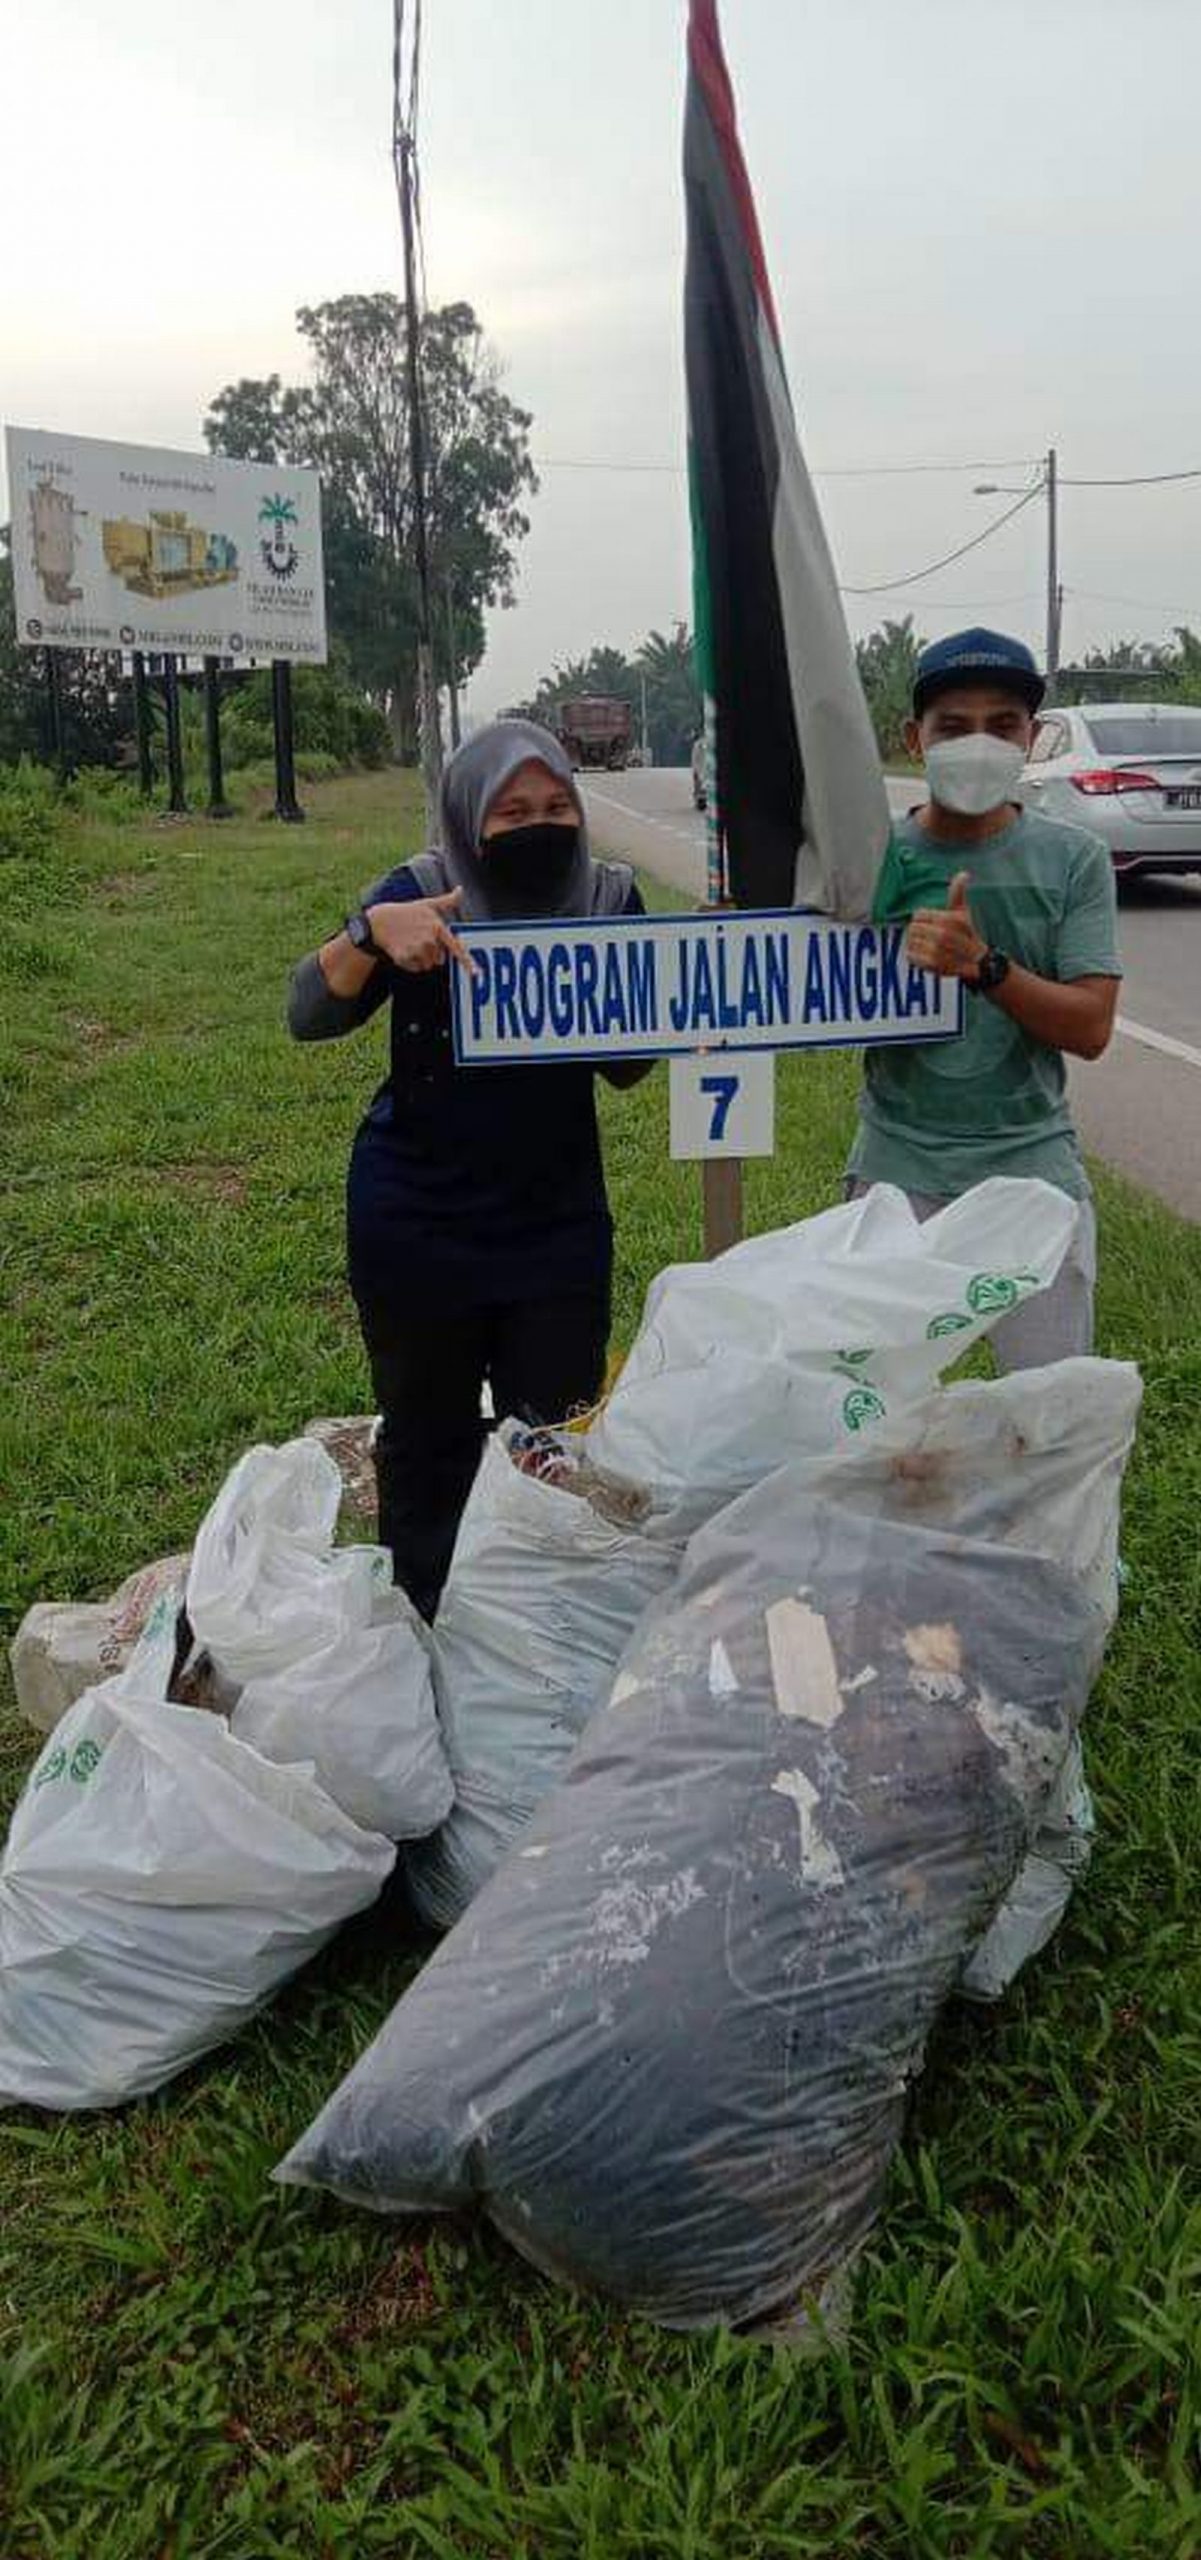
[847,808,1121,1201]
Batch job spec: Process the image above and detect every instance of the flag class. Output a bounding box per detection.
[685,0,889,915]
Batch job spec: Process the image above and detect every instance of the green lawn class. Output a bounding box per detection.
[2,770,1199,2559]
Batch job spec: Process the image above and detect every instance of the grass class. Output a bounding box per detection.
[1,769,1200,2559]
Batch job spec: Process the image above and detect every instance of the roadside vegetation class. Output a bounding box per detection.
[2,772,1198,2558]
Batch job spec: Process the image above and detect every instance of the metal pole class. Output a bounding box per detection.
[203,656,233,818]
[394,113,442,825]
[131,651,154,795]
[270,659,305,822]
[444,572,461,750]
[640,671,649,764]
[44,647,67,781]
[162,653,187,814]
[1045,445,1060,695]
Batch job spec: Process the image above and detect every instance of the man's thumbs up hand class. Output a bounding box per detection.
[905,868,989,982]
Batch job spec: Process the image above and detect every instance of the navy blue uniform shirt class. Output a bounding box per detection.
[347,864,645,1310]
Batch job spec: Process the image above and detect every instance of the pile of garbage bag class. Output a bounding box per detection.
[2,1172,1138,2308]
[278,1358,1141,2331]
[0,1439,450,2112]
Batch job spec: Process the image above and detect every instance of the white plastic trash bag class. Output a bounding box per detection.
[588,1179,1079,1528]
[231,1601,452,1841]
[405,1427,680,1929]
[0,1595,395,2112]
[187,1440,390,1684]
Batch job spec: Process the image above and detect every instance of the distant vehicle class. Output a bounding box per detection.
[1024,701,1201,882]
[691,734,707,810]
[556,696,634,771]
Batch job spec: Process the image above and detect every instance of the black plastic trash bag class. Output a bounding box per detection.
[277,1416,1117,2329]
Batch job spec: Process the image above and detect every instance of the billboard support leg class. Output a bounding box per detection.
[131,652,154,797]
[162,654,187,815]
[45,649,68,783]
[203,656,233,819]
[702,1159,743,1259]
[269,660,305,822]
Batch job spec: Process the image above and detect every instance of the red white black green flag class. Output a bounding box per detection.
[685,0,889,914]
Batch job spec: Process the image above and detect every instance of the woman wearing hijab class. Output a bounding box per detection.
[288,719,650,1620]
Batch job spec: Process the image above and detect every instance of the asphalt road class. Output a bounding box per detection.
[583,766,1201,1222]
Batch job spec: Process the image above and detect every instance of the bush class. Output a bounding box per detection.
[221,662,391,773]
[0,759,61,864]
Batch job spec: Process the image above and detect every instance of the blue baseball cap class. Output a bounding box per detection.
[912,627,1045,717]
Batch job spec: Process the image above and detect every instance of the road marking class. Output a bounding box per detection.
[1116,1014,1201,1070]
[585,785,702,846]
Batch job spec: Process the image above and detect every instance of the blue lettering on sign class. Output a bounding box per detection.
[906,962,931,1017]
[627,937,656,1033]
[691,939,717,1031]
[546,943,573,1037]
[740,937,765,1028]
[469,945,492,1039]
[765,933,790,1025]
[802,934,828,1023]
[493,946,520,1040]
[826,930,852,1020]
[574,942,602,1037]
[602,940,628,1033]
[853,927,879,1021]
[878,926,905,1017]
[519,945,546,1038]
[715,935,742,1030]
[701,1073,739,1140]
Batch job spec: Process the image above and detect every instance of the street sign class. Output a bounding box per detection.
[670,1053,775,1160]
[452,910,963,1065]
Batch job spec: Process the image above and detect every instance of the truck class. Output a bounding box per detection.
[555,695,634,772]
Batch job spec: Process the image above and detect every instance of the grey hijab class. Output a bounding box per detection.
[409,719,633,922]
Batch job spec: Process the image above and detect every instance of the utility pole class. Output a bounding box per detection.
[445,570,461,749]
[1045,444,1062,698]
[975,448,1063,693]
[640,671,649,764]
[393,2,442,830]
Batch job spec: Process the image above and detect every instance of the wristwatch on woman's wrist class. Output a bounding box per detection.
[344,907,380,957]
[973,946,1011,995]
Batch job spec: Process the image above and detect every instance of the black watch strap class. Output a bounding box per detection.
[344,907,380,957]
[974,946,1011,994]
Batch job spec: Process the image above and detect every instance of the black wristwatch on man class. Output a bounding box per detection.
[972,946,1011,996]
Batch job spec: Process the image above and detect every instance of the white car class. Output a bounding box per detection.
[1024,700,1201,883]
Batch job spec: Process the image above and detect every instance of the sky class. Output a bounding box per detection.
[4,0,1201,722]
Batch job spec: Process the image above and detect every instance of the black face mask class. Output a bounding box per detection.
[480,820,581,909]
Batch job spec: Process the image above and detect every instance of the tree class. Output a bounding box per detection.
[0,550,135,770]
[854,617,923,759]
[637,624,701,765]
[204,296,536,756]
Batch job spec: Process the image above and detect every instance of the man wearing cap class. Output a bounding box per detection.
[847,626,1121,1366]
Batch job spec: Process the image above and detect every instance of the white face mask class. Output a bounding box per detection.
[923,733,1026,816]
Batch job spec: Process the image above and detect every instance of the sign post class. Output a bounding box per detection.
[203,656,232,819]
[131,650,154,796]
[161,654,186,815]
[270,660,304,824]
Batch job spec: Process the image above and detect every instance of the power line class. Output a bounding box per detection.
[533,453,1041,481]
[840,481,1044,598]
[1060,465,1201,488]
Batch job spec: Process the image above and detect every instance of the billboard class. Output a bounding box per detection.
[5,427,327,662]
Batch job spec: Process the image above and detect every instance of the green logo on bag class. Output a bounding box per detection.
[966,1272,1020,1314]
[926,1311,973,1340]
[843,1385,887,1431]
[34,1745,68,1789]
[69,1739,102,1783]
[836,1347,873,1366]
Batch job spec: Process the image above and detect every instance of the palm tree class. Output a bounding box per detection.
[638,623,701,765]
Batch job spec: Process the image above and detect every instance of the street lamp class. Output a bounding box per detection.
[974,447,1060,693]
